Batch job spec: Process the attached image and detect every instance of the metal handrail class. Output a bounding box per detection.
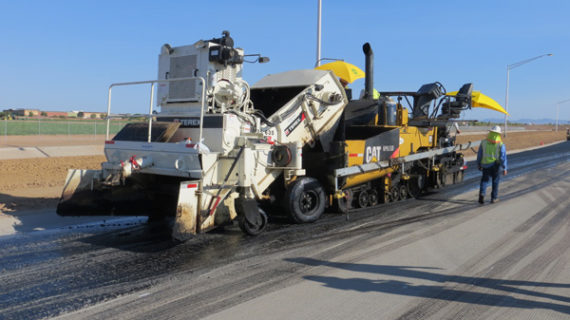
[105,76,206,143]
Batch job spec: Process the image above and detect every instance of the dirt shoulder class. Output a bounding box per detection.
[0,156,105,213]
[1,134,106,147]
[456,130,567,158]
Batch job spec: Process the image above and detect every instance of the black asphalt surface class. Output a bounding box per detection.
[0,141,568,319]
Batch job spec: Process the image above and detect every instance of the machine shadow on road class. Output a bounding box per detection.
[286,257,570,315]
[0,193,58,214]
[0,193,59,233]
[0,193,153,237]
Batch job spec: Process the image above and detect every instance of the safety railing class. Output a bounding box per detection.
[106,76,206,143]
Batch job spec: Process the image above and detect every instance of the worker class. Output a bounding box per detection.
[454,122,461,134]
[477,125,507,204]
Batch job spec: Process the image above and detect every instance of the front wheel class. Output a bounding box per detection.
[238,208,268,236]
[284,177,326,223]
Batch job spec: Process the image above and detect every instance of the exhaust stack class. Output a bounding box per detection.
[363,42,374,99]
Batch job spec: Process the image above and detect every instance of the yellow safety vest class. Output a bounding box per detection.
[481,139,502,165]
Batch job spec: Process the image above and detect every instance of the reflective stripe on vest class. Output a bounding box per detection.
[481,140,502,165]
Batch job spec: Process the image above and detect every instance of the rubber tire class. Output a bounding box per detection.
[332,189,351,214]
[238,208,268,236]
[368,189,379,206]
[357,190,369,208]
[399,184,409,200]
[390,186,400,202]
[408,175,424,198]
[284,177,326,223]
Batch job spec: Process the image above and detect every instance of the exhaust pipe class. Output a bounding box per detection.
[363,42,374,99]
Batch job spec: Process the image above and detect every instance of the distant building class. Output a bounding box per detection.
[11,108,40,116]
[45,111,70,117]
[75,111,105,119]
[2,108,104,118]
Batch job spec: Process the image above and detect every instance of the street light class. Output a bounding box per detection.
[504,53,553,137]
[316,0,322,66]
[314,57,343,67]
[555,98,570,132]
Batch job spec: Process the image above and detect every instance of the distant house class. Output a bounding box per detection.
[12,109,40,116]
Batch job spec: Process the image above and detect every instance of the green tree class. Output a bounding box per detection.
[77,111,85,118]
[28,111,34,117]
[40,111,48,117]
[90,113,97,119]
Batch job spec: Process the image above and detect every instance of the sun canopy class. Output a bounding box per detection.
[315,61,364,84]
[446,91,508,115]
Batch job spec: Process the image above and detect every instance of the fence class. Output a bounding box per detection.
[1,118,132,137]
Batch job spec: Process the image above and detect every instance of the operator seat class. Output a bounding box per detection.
[440,83,473,119]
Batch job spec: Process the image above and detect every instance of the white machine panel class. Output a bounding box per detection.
[157,40,244,115]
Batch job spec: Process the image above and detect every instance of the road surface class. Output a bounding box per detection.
[0,142,569,320]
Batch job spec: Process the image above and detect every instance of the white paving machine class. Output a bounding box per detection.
[57,31,348,240]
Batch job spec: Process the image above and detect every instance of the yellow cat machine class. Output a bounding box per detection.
[298,43,480,212]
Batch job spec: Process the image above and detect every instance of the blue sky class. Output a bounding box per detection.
[1,0,569,121]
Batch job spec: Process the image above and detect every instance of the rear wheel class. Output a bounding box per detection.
[284,177,326,223]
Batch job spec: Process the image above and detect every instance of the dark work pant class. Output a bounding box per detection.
[480,164,500,200]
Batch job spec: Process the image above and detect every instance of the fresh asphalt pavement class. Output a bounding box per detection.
[0,142,568,320]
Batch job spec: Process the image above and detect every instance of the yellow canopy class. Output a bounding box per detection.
[315,61,364,84]
[446,91,508,115]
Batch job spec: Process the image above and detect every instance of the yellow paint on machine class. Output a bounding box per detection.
[343,139,395,188]
[344,167,395,189]
[398,126,437,156]
[340,124,437,189]
[345,140,366,166]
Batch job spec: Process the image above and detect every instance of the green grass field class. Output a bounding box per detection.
[0,119,131,136]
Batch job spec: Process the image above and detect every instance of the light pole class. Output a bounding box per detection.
[316,0,322,66]
[314,57,343,68]
[504,53,553,137]
[555,98,570,132]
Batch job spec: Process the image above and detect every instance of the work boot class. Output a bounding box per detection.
[491,198,499,204]
[478,195,484,204]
